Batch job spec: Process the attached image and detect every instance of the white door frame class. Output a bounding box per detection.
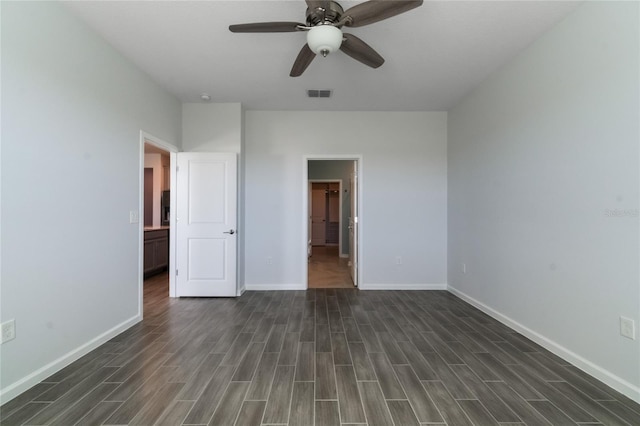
[308,179,343,255]
[302,155,363,289]
[139,131,179,314]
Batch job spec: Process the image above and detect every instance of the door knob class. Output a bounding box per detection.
[223,229,235,235]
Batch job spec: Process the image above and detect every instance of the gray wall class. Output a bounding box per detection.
[308,160,353,255]
[448,1,639,399]
[1,1,182,400]
[244,111,448,290]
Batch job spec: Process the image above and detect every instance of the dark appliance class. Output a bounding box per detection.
[161,190,170,226]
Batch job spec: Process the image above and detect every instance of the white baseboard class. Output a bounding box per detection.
[0,314,141,404]
[359,283,448,290]
[340,254,349,259]
[447,285,640,404]
[244,283,306,291]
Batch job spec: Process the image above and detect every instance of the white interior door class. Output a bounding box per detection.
[176,152,237,297]
[311,187,326,246]
[349,161,358,286]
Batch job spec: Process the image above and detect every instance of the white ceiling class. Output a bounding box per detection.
[64,0,580,111]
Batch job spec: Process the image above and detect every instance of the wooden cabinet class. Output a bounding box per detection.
[144,229,169,277]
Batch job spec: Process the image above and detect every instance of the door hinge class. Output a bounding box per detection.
[176,165,180,172]
[175,269,179,276]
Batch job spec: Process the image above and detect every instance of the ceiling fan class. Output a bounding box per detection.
[229,0,423,77]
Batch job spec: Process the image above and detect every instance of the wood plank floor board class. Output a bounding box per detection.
[445,341,501,381]
[221,332,254,366]
[288,381,314,426]
[262,365,295,424]
[421,380,473,426]
[450,364,521,423]
[315,400,341,426]
[1,402,50,426]
[597,400,640,426]
[316,323,332,353]
[277,332,301,366]
[245,352,279,401]
[23,366,118,425]
[234,400,266,426]
[0,383,54,421]
[358,324,383,353]
[393,365,444,423]
[104,357,175,402]
[342,317,363,342]
[457,399,500,426]
[264,324,287,353]
[548,382,632,426]
[75,401,122,426]
[33,352,118,402]
[396,340,437,380]
[232,342,266,382]
[175,353,224,401]
[348,342,377,381]
[474,352,543,401]
[181,365,235,425]
[128,382,185,426]
[48,382,119,426]
[335,365,366,423]
[386,400,420,426]
[207,381,250,426]
[377,331,408,365]
[486,381,553,426]
[3,278,640,426]
[357,381,394,426]
[331,332,352,365]
[368,353,406,400]
[315,352,338,400]
[300,318,315,342]
[527,400,579,425]
[295,341,315,382]
[420,351,475,399]
[508,364,598,423]
[151,400,193,426]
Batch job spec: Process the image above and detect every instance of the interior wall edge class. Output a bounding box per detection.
[448,285,640,404]
[0,314,142,405]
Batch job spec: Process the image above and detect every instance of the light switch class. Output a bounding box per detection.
[129,210,139,224]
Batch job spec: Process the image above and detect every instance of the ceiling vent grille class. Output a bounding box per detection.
[307,89,332,98]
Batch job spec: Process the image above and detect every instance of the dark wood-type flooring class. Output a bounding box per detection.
[2,275,640,425]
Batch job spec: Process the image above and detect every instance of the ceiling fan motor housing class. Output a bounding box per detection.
[306,1,344,26]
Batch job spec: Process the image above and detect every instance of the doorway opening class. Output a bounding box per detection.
[138,132,178,317]
[304,157,361,289]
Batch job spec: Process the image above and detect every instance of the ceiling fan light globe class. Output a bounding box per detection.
[307,25,342,56]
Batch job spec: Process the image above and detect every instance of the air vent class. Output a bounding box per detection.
[307,89,332,98]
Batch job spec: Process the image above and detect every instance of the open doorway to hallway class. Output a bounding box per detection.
[139,132,178,312]
[307,159,359,288]
[143,142,171,302]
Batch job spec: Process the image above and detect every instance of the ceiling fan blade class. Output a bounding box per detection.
[229,22,304,33]
[290,44,316,77]
[343,0,423,27]
[340,33,384,68]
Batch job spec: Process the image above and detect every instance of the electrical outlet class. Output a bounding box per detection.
[395,256,402,265]
[1,319,16,344]
[129,210,139,224]
[620,317,636,340]
[266,256,273,265]
[463,263,467,274]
